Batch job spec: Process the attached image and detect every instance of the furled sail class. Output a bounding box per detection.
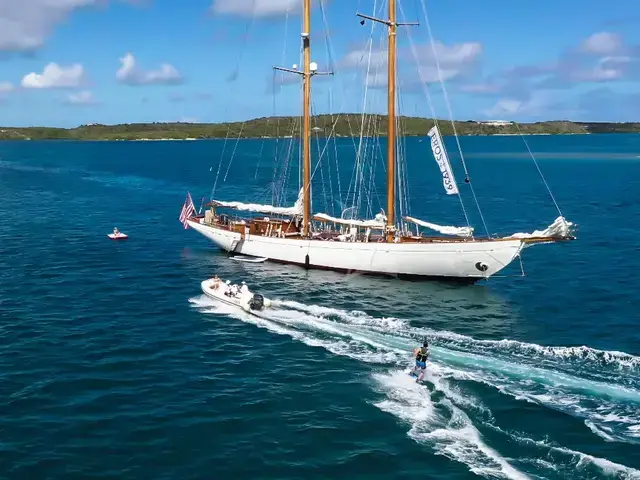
[313,212,387,229]
[508,216,575,239]
[212,188,303,216]
[404,216,474,237]
[427,125,459,195]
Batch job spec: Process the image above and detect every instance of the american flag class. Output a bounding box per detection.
[179,192,195,229]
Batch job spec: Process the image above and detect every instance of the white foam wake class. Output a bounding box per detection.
[270,297,640,445]
[189,295,640,478]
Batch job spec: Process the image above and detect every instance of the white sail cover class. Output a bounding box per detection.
[212,188,304,216]
[508,216,574,239]
[314,212,387,229]
[404,216,474,237]
[427,125,459,195]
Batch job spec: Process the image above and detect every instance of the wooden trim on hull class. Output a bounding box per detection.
[190,214,572,246]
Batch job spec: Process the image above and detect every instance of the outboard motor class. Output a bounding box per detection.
[249,293,264,311]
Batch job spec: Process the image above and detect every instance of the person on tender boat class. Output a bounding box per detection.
[212,275,220,290]
[410,339,430,383]
[113,227,119,235]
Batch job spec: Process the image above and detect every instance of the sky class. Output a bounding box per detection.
[1,0,639,127]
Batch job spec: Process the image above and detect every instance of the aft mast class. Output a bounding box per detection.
[301,0,312,237]
[357,2,417,241]
[386,0,397,240]
[274,0,331,237]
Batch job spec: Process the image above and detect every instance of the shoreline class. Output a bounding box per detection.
[3,132,627,142]
[1,115,638,141]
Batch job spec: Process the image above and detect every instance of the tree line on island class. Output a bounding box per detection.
[1,115,639,140]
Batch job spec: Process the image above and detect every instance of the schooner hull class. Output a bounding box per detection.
[187,220,524,281]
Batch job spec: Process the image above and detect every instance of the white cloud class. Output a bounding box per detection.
[212,0,301,17]
[116,53,183,86]
[571,57,628,82]
[483,99,523,117]
[417,66,466,83]
[581,32,622,55]
[482,91,560,119]
[0,82,14,93]
[342,40,482,88]
[458,83,502,94]
[341,49,388,70]
[21,62,84,88]
[64,90,97,105]
[415,42,483,64]
[0,0,135,52]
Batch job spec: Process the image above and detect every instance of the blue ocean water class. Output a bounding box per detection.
[1,134,639,479]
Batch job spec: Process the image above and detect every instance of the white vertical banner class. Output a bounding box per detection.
[427,126,459,195]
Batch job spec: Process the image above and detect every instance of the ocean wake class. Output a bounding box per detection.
[190,295,640,479]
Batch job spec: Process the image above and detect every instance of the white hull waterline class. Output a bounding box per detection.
[188,220,525,281]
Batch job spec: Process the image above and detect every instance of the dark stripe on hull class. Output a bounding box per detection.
[262,257,482,285]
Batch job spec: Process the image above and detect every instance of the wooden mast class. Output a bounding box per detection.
[386,0,397,240]
[302,0,312,237]
[275,0,331,236]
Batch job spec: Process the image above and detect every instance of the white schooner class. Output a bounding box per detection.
[180,0,575,282]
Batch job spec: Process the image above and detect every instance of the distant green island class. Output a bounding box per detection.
[1,115,639,141]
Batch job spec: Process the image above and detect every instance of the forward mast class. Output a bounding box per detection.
[274,0,331,238]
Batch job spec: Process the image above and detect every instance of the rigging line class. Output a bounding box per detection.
[222,120,248,182]
[359,113,375,216]
[367,115,379,214]
[318,0,336,72]
[310,109,350,184]
[306,75,358,212]
[317,0,366,207]
[416,0,490,237]
[254,133,266,180]
[397,98,407,230]
[309,115,337,211]
[397,92,409,227]
[318,0,343,213]
[280,115,300,206]
[326,91,336,216]
[271,8,291,204]
[354,22,385,214]
[210,12,257,200]
[515,121,564,218]
[396,90,404,223]
[311,104,329,211]
[347,0,382,211]
[353,34,377,210]
[271,70,281,204]
[400,20,472,231]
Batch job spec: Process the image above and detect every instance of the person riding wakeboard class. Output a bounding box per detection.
[410,339,430,383]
